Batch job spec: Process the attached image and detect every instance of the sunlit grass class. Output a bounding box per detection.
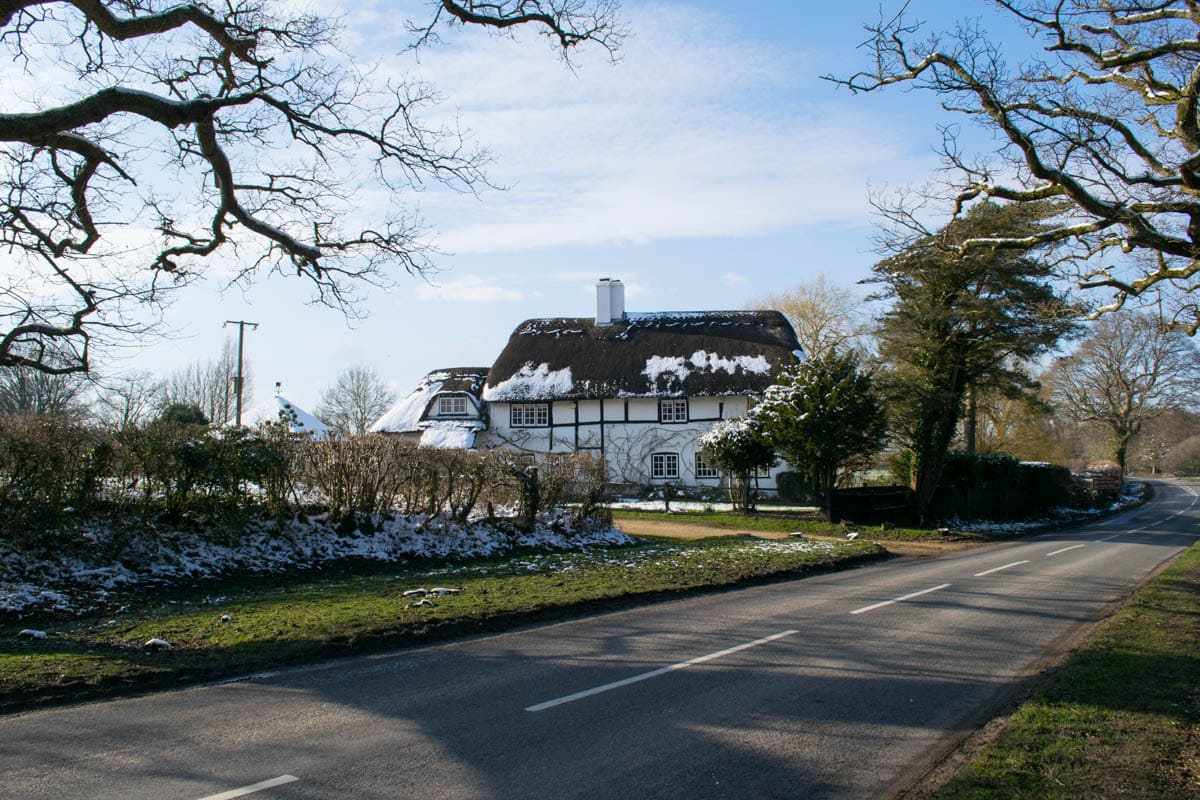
[0,536,883,713]
[611,509,969,541]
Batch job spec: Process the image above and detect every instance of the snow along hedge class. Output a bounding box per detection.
[0,512,632,618]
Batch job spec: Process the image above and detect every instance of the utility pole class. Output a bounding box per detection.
[223,320,258,427]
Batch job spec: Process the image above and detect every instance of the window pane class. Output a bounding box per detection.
[652,452,679,479]
[659,398,688,422]
[511,403,549,427]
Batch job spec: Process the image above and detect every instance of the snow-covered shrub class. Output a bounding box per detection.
[536,452,609,524]
[295,434,417,519]
[700,417,776,513]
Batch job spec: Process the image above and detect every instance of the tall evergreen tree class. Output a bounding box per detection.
[870,201,1080,523]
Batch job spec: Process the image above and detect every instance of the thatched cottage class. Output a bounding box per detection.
[375,279,802,491]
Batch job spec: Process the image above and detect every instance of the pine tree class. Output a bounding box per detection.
[871,201,1080,523]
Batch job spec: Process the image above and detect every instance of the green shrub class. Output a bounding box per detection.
[775,471,810,503]
[0,414,107,545]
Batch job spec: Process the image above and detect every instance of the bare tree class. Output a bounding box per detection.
[1131,408,1200,475]
[0,366,89,418]
[316,365,397,436]
[751,274,872,360]
[1048,312,1200,472]
[94,370,163,429]
[162,337,248,424]
[0,1,623,375]
[830,1,1200,332]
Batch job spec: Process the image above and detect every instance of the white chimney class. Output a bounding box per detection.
[595,278,626,325]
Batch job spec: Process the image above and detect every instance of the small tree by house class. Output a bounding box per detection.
[699,417,776,514]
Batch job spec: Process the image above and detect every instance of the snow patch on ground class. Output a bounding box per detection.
[948,482,1146,534]
[609,499,820,513]
[0,514,631,618]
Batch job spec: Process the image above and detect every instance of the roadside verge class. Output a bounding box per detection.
[912,541,1200,799]
[1,536,883,715]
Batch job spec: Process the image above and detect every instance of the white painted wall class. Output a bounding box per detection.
[477,395,783,492]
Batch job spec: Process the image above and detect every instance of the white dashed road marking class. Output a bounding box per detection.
[526,630,798,712]
[849,583,952,616]
[973,561,1029,577]
[197,775,299,800]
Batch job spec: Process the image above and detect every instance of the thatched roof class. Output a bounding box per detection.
[483,311,802,401]
[370,367,489,434]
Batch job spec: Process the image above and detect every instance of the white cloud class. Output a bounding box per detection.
[414,274,528,303]
[378,3,937,255]
[721,272,750,286]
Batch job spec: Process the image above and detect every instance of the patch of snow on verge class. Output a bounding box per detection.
[0,515,631,618]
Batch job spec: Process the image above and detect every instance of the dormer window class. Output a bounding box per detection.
[438,395,468,416]
[659,398,688,423]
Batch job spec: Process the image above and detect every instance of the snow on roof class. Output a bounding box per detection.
[418,421,478,449]
[232,395,329,438]
[482,362,574,402]
[485,311,801,400]
[372,377,445,433]
[639,351,771,389]
[371,367,489,433]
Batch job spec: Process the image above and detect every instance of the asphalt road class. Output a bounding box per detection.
[2,480,1197,800]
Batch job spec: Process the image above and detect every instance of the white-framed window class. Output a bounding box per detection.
[510,403,549,427]
[438,395,468,416]
[651,452,680,480]
[695,453,720,480]
[659,398,688,423]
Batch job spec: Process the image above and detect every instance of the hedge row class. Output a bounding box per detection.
[0,414,606,548]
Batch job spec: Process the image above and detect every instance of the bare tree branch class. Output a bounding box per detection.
[0,0,622,373]
[828,1,1200,332]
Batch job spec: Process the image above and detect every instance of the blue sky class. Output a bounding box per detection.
[128,0,1029,411]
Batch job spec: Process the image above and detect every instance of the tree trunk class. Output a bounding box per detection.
[819,465,836,522]
[963,384,977,454]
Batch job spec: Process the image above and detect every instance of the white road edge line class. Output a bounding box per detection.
[197,775,299,800]
[974,560,1029,577]
[1045,544,1086,557]
[849,583,952,616]
[525,629,798,713]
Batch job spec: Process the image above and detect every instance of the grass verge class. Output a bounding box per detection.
[932,542,1200,799]
[0,536,883,715]
[612,509,968,542]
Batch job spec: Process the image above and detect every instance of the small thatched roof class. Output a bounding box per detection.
[483,311,802,401]
[371,367,489,433]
